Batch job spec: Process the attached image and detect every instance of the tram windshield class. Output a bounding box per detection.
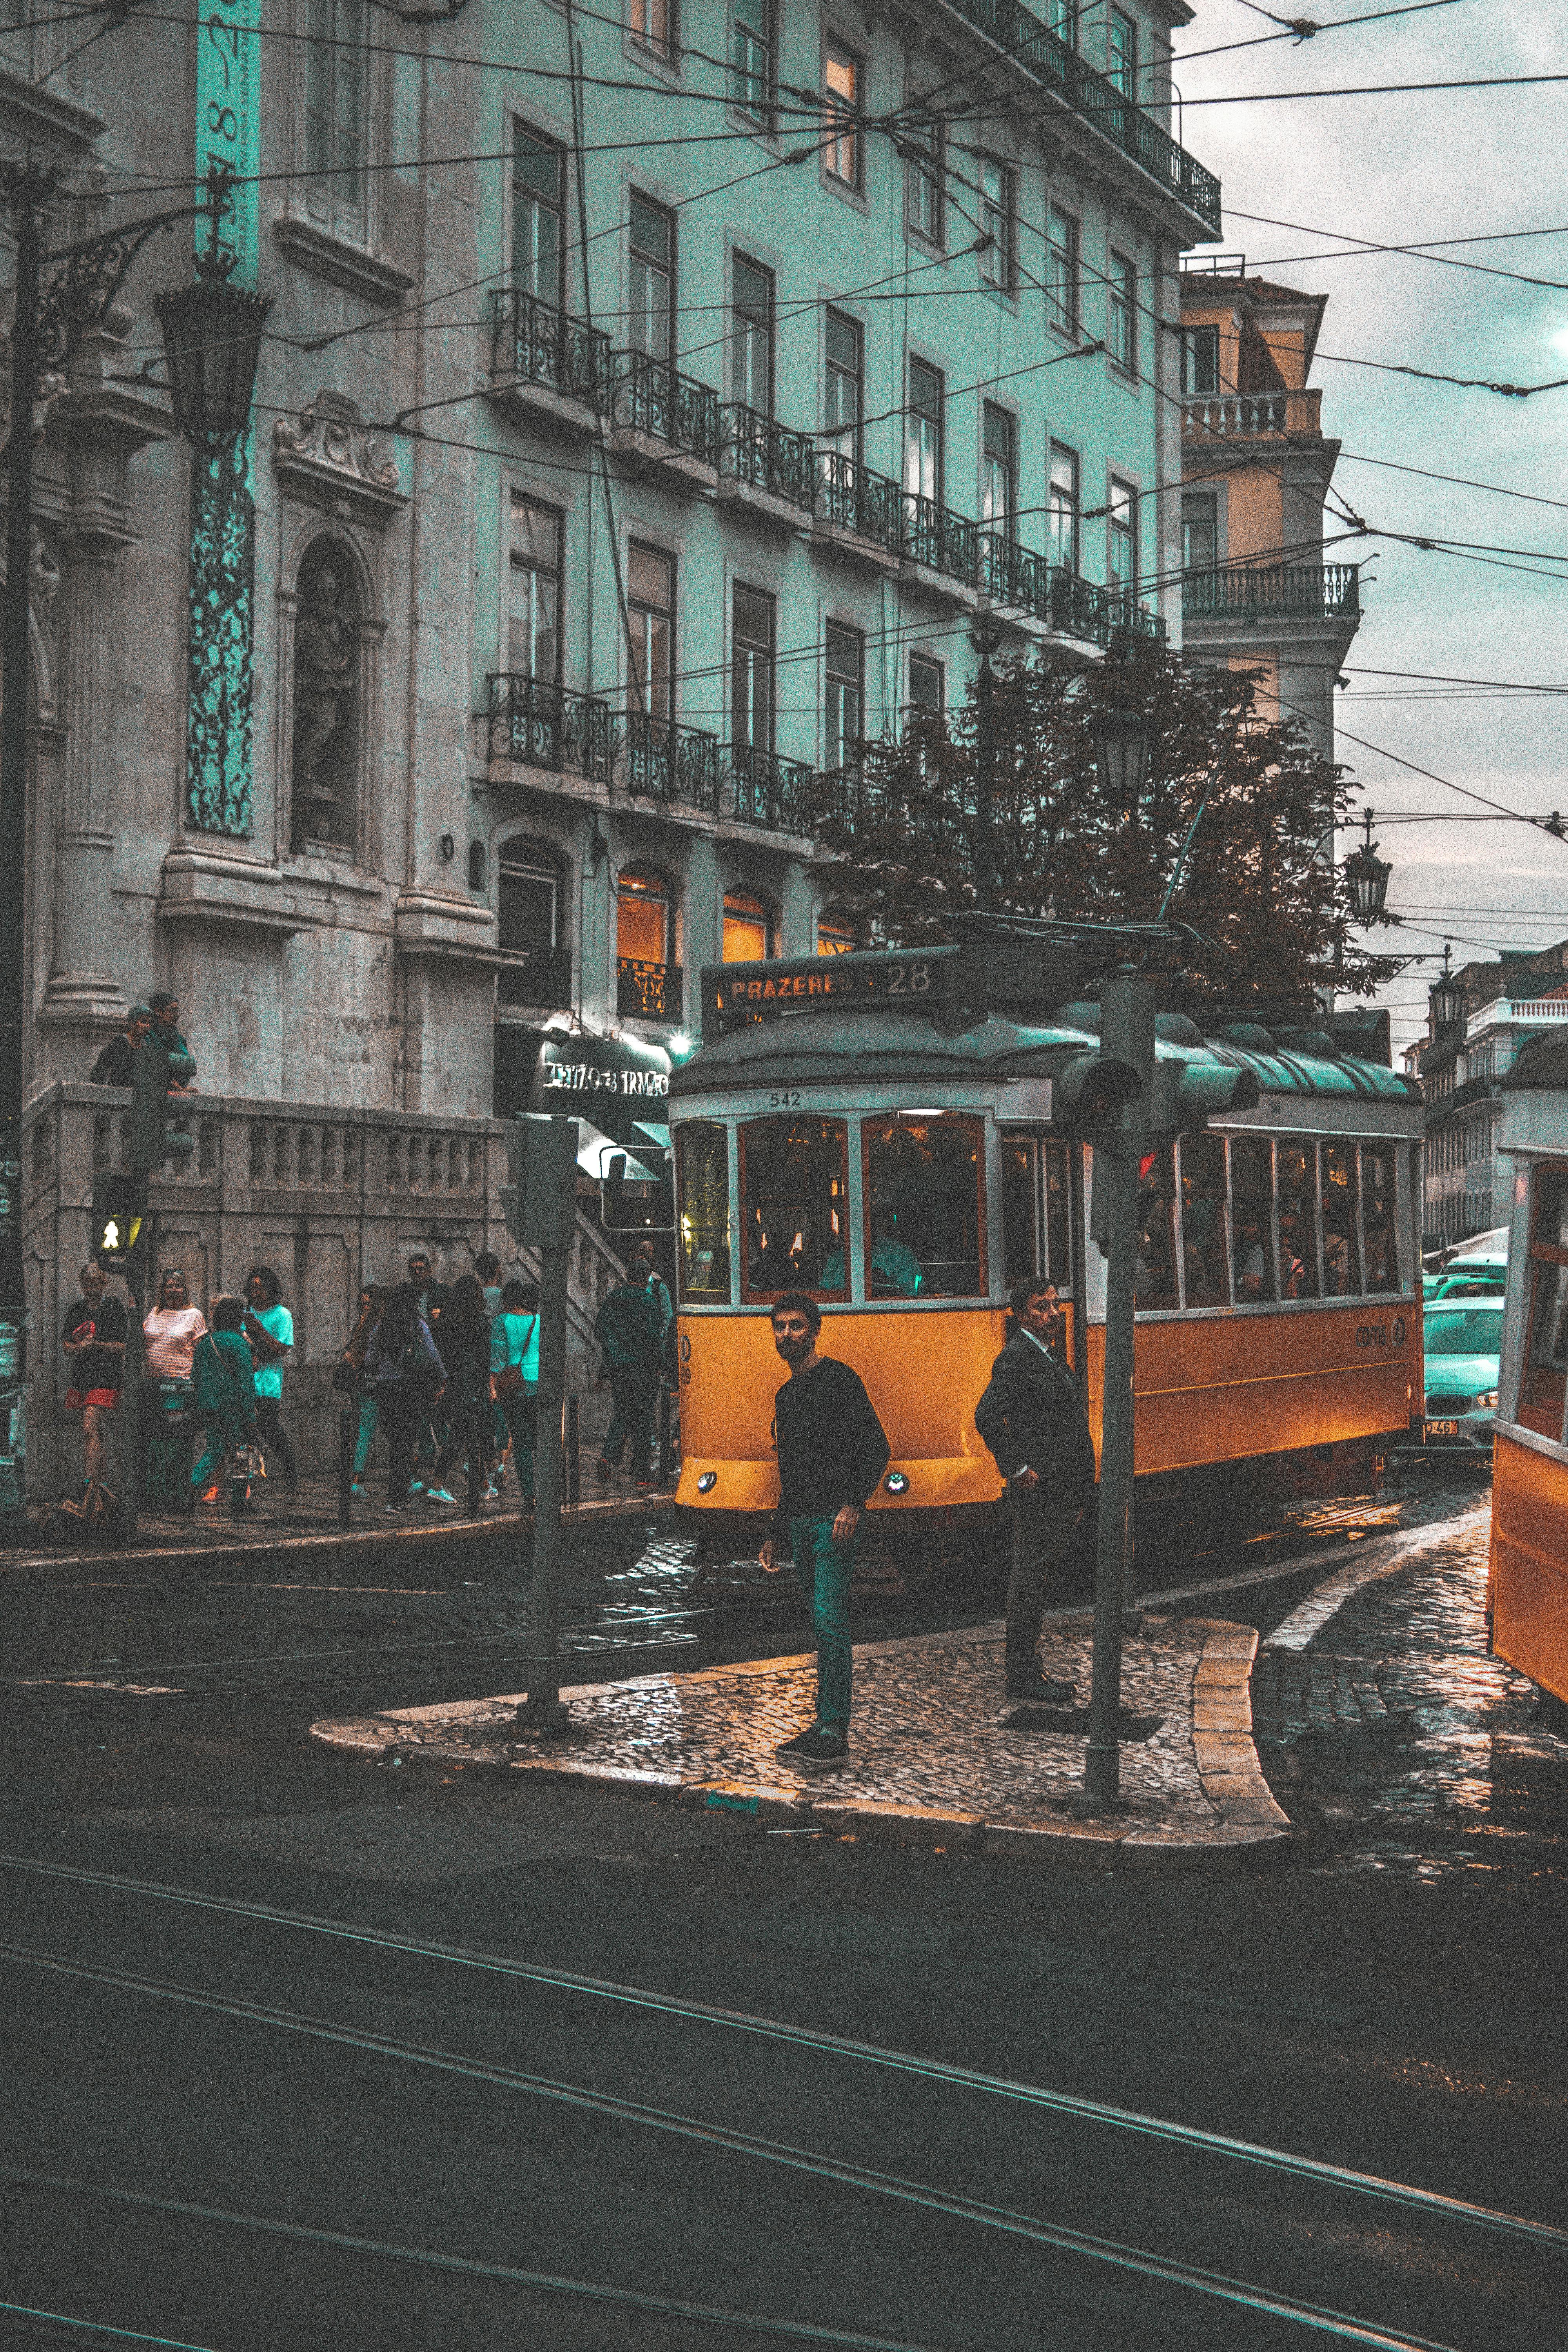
[862,1114,984,1298]
[677,1121,731,1301]
[739,1116,849,1301]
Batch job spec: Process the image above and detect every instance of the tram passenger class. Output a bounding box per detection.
[1235,1212,1269,1302]
[751,1214,810,1291]
[820,1215,923,1298]
[760,1291,891,1774]
[973,1277,1093,1704]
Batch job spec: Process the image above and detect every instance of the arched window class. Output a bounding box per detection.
[723,887,772,962]
[816,907,858,955]
[498,839,558,955]
[617,866,677,1020]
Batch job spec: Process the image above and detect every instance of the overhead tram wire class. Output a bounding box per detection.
[1218,206,1568,295]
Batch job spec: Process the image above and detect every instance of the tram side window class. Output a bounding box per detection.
[1044,1140,1071,1285]
[863,1114,984,1298]
[740,1118,849,1301]
[676,1121,731,1301]
[1321,1143,1361,1295]
[1230,1138,1276,1302]
[1278,1140,1320,1299]
[1002,1136,1038,1287]
[1520,1167,1568,1437]
[1361,1146,1399,1294]
[1179,1136,1228,1305]
[1135,1145,1178,1312]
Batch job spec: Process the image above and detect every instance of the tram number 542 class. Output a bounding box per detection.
[769,1090,802,1107]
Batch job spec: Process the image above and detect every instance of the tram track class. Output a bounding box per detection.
[0,1937,1487,2352]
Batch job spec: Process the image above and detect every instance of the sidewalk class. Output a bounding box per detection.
[1,1454,668,1575]
[310,1613,1293,1871]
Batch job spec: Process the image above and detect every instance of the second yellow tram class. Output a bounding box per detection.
[670,949,1425,1569]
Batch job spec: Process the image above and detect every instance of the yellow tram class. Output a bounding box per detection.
[1486,1033,1568,1717]
[670,947,1425,1569]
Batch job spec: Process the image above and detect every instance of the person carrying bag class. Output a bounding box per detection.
[363,1281,446,1515]
[189,1296,261,1519]
[491,1278,541,1509]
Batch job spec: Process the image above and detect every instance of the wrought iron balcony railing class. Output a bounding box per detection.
[720,404,817,510]
[492,288,612,414]
[617,957,684,1022]
[612,350,721,467]
[979,532,1048,615]
[1182,563,1361,621]
[1104,588,1166,643]
[940,0,1221,233]
[617,710,720,811]
[719,744,816,833]
[815,450,904,557]
[486,675,614,782]
[901,492,980,588]
[496,945,574,1010]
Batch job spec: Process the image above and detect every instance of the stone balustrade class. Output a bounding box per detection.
[22,1083,633,1497]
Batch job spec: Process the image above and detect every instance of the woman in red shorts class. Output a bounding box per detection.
[61,1261,127,1491]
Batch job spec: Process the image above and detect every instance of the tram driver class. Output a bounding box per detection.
[821,1211,923,1299]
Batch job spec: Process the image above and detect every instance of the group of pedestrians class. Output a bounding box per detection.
[760,1271,1091,1774]
[89,995,195,1089]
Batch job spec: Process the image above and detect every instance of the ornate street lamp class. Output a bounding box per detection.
[1345,808,1392,922]
[152,199,272,457]
[1430,943,1466,1033]
[1092,697,1152,817]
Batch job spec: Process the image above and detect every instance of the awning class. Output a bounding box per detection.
[531,1031,671,1140]
[574,1119,664,1186]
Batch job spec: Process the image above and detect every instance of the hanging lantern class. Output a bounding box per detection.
[1345,808,1392,922]
[1430,943,1465,1033]
[1092,699,1152,815]
[153,257,272,458]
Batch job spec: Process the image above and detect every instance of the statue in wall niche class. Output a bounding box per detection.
[291,561,355,849]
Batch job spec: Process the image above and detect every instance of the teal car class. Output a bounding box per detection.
[1421,1300,1504,1456]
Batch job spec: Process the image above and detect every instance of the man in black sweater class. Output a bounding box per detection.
[760,1291,890,1772]
[974,1276,1096,1702]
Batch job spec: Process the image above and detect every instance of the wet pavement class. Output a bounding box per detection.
[1251,1494,1568,1884]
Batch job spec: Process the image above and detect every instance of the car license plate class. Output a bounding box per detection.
[1425,1419,1461,1439]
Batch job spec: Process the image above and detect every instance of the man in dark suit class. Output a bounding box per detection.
[975,1275,1096,1702]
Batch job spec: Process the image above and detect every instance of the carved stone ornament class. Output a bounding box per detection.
[28,527,58,624]
[0,323,66,465]
[271,389,409,525]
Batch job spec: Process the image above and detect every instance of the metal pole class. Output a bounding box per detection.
[338,1401,354,1528]
[657,1379,672,1490]
[564,1390,580,1506]
[0,169,49,1538]
[1076,969,1154,1813]
[517,1207,572,1731]
[466,1411,483,1517]
[971,626,996,915]
[119,1249,145,1542]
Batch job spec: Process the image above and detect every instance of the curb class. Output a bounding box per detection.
[0,1490,671,1577]
[309,1618,1294,1871]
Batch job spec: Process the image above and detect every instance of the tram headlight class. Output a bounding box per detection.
[697,1470,718,1493]
[884,1470,910,1494]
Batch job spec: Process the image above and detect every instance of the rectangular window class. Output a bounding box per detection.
[676,1121,732,1301]
[1520,1167,1568,1434]
[981,403,1015,538]
[511,125,564,307]
[824,38,862,187]
[729,253,774,415]
[1108,479,1137,608]
[1108,7,1136,96]
[1047,442,1079,572]
[824,308,862,456]
[1108,249,1136,374]
[1182,324,1220,394]
[1321,1142,1362,1296]
[824,621,863,773]
[980,159,1014,292]
[909,653,944,713]
[864,1114,985,1298]
[627,541,674,719]
[731,583,775,755]
[1361,1145,1399,1295]
[1230,1139,1276,1303]
[1135,1145,1178,1312]
[1278,1141,1320,1298]
[307,0,367,236]
[731,0,773,123]
[1180,1136,1229,1306]
[629,192,675,362]
[906,111,942,243]
[1001,1136,1071,1290]
[1047,0,1077,43]
[507,496,562,681]
[1046,206,1079,336]
[1181,490,1217,574]
[904,357,943,505]
[629,0,674,61]
[741,1116,850,1301]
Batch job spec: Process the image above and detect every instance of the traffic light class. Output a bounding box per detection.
[91,1172,147,1272]
[1147,1058,1260,1134]
[1050,1050,1142,1129]
[500,1114,578,1249]
[128,1045,197,1172]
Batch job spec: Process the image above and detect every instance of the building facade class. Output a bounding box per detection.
[1177,257,1360,760]
[4,0,1220,1486]
[1417,942,1568,1247]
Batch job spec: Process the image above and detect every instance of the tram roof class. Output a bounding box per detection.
[670,1002,1421,1105]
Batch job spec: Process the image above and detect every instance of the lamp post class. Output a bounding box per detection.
[0,163,269,1534]
[1345,809,1392,923]
[1430,944,1466,1035]
[1091,696,1152,820]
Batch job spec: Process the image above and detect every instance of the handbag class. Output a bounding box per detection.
[331,1355,359,1395]
[494,1315,537,1400]
[198,1334,263,1473]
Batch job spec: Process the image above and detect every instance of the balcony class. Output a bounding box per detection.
[496,945,573,1010]
[617,957,683,1022]
[813,451,903,569]
[1182,564,1361,623]
[616,711,720,813]
[610,351,721,483]
[490,289,612,428]
[1181,388,1323,442]
[941,0,1221,234]
[719,744,816,834]
[901,493,981,596]
[719,405,817,522]
[486,675,614,782]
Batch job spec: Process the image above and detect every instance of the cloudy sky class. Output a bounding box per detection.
[1172,0,1567,1047]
